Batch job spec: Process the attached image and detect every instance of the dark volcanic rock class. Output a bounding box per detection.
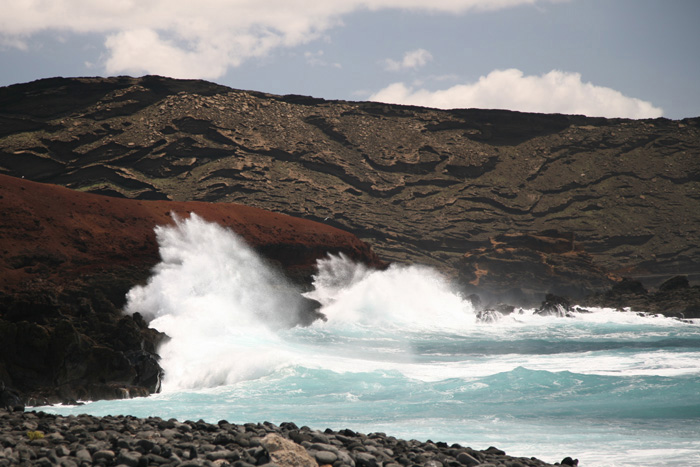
[658,275,690,292]
[536,294,573,317]
[0,382,23,412]
[0,410,562,467]
[0,174,384,403]
[1,76,698,297]
[459,231,617,306]
[585,275,700,319]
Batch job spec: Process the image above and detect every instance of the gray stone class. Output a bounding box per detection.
[457,452,480,466]
[314,450,338,465]
[355,452,378,467]
[206,450,240,461]
[59,458,78,467]
[75,449,91,463]
[116,450,141,467]
[93,449,116,463]
[136,439,155,452]
[144,453,170,464]
[161,428,179,439]
[179,461,205,467]
[55,445,71,457]
[311,432,330,444]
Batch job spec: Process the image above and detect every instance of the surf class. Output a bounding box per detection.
[38,215,700,467]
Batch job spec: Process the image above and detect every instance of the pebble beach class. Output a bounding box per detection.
[0,410,575,467]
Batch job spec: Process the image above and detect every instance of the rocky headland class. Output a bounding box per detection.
[0,174,383,404]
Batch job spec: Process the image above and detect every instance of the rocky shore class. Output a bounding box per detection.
[0,174,384,404]
[0,409,576,467]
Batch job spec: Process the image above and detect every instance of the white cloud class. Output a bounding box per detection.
[304,50,342,69]
[385,48,433,71]
[0,0,564,79]
[104,29,229,79]
[0,35,28,51]
[369,69,664,118]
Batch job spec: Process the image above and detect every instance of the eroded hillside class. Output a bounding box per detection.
[1,76,699,297]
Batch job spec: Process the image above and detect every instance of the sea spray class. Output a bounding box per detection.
[124,213,312,389]
[124,215,480,390]
[306,253,475,330]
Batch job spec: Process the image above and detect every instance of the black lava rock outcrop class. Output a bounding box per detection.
[585,275,700,319]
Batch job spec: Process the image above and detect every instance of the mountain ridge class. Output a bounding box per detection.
[2,75,699,300]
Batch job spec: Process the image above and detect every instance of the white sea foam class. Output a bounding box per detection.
[306,253,475,330]
[125,215,700,391]
[124,213,307,390]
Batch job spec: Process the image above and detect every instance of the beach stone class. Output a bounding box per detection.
[161,428,178,440]
[486,446,505,456]
[260,433,317,467]
[207,450,240,461]
[136,439,155,452]
[86,442,109,453]
[75,448,92,462]
[116,450,141,466]
[93,449,115,463]
[311,432,330,444]
[59,458,78,467]
[315,450,338,464]
[144,453,170,464]
[355,452,378,467]
[457,452,480,466]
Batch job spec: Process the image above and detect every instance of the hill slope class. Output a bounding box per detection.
[1,75,699,298]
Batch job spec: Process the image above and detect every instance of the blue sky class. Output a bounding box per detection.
[1,0,698,119]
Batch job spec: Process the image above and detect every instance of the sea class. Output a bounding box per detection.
[37,214,700,467]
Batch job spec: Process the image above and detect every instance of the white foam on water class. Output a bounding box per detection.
[305,253,476,331]
[124,215,700,390]
[124,213,306,390]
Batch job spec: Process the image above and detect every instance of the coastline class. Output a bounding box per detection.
[0,409,573,466]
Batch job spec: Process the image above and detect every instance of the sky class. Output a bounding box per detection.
[1,0,699,119]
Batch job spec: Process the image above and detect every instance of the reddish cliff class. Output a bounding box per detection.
[0,174,384,291]
[0,174,385,404]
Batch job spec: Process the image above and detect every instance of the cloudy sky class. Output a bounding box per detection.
[1,0,698,119]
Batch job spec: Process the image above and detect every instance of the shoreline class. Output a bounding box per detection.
[0,409,575,467]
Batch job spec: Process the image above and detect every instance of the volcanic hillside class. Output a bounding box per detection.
[1,76,699,297]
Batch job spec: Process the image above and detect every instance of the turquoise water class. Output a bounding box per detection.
[38,215,700,466]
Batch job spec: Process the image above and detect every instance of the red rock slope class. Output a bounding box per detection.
[0,174,384,404]
[0,173,384,292]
